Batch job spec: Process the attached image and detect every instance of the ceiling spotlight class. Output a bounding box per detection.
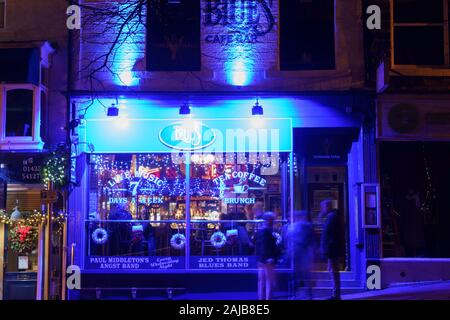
[107,103,119,117]
[252,98,263,116]
[179,103,191,115]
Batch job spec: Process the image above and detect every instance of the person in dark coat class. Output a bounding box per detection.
[255,212,279,300]
[320,199,343,300]
[108,205,132,255]
[287,210,315,299]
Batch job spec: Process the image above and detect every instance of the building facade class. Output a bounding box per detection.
[366,0,450,286]
[0,0,68,300]
[67,0,377,299]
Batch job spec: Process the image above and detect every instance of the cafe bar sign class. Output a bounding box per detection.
[84,118,292,153]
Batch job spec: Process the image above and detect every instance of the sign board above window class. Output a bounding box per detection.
[81,118,292,153]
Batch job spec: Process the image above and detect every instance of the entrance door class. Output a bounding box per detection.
[306,167,348,271]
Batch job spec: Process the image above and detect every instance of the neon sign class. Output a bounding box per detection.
[159,121,217,151]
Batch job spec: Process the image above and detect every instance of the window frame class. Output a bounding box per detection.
[0,0,5,29]
[279,0,336,71]
[391,0,450,74]
[0,84,44,150]
[82,152,293,272]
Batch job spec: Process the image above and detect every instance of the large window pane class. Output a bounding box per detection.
[394,26,444,65]
[6,89,33,137]
[86,154,186,270]
[280,0,335,70]
[394,0,443,23]
[0,1,5,29]
[147,0,201,71]
[189,152,289,269]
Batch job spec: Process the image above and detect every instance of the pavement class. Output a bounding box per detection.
[90,281,450,300]
[173,281,450,300]
[341,281,450,300]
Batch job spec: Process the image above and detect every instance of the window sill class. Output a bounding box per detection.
[0,138,44,151]
[265,68,349,79]
[391,66,450,77]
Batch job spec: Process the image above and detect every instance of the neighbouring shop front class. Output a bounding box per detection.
[68,94,370,298]
[0,152,66,300]
[377,95,450,285]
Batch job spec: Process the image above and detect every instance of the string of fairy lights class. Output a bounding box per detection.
[92,153,279,198]
[420,144,436,217]
[0,210,67,234]
[42,151,67,186]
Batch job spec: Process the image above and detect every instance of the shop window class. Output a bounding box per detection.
[5,186,42,274]
[393,0,448,66]
[188,153,288,269]
[5,89,33,137]
[86,152,290,271]
[87,154,187,268]
[0,0,5,29]
[380,142,450,258]
[280,0,335,71]
[146,0,201,71]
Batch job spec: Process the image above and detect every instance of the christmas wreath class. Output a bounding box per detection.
[9,224,38,254]
[170,233,186,250]
[92,228,108,245]
[210,231,227,249]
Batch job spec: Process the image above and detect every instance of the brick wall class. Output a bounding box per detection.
[75,0,366,91]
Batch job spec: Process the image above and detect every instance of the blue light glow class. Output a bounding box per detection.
[225,45,254,86]
[117,70,138,87]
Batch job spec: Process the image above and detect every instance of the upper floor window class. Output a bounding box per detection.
[392,0,449,67]
[5,88,33,137]
[0,0,5,29]
[0,43,54,151]
[280,0,335,71]
[146,0,201,71]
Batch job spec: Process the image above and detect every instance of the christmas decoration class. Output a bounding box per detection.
[0,210,51,227]
[170,233,186,250]
[9,224,38,254]
[210,231,227,249]
[42,151,67,186]
[91,228,108,244]
[420,144,436,220]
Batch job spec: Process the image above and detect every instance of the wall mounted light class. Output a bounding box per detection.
[179,103,191,115]
[252,98,263,116]
[107,103,119,117]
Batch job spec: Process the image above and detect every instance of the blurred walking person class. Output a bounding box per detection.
[320,199,343,300]
[256,212,279,300]
[287,210,315,299]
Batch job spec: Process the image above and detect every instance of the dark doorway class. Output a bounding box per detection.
[380,142,450,258]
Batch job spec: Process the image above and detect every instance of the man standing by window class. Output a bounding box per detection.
[256,212,279,300]
[320,199,342,300]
